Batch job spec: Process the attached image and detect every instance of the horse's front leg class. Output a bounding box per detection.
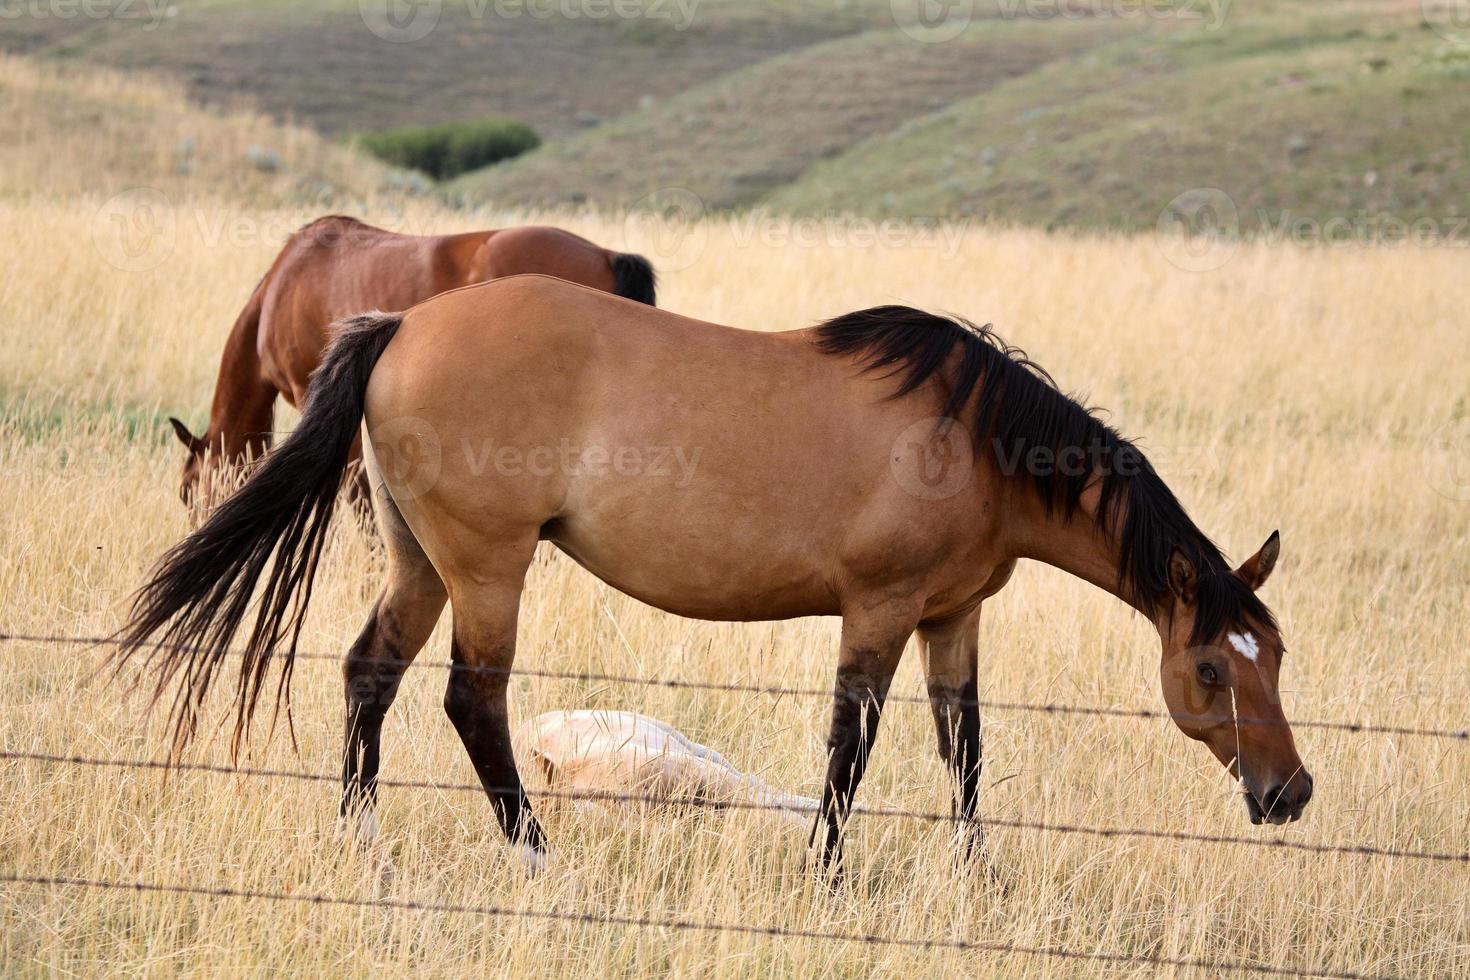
[811,606,916,879]
[918,607,984,862]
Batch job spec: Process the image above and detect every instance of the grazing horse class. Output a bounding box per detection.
[117,276,1311,877]
[516,710,817,829]
[167,215,657,511]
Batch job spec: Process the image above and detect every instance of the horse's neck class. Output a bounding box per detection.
[1008,481,1155,624]
[205,288,276,460]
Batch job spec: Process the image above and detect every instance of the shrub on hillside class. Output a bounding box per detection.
[356,118,540,180]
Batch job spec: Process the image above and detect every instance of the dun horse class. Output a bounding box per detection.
[167,216,657,511]
[118,276,1311,875]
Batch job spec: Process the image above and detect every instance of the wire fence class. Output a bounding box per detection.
[3,631,1467,743]
[0,870,1402,980]
[2,630,1458,979]
[4,749,1466,864]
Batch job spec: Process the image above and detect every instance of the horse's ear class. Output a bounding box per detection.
[1236,530,1280,592]
[169,417,204,454]
[1168,548,1198,606]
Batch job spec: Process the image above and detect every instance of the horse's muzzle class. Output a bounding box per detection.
[1244,771,1313,825]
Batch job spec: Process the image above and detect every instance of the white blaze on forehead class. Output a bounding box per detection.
[1228,631,1260,662]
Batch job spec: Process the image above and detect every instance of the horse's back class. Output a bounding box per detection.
[257,218,454,400]
[474,226,617,293]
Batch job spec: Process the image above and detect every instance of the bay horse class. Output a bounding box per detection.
[117,275,1311,876]
[167,215,657,511]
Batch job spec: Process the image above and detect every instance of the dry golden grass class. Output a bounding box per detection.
[2,151,1469,978]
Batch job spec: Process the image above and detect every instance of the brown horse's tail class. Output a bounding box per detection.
[113,310,404,758]
[610,252,657,306]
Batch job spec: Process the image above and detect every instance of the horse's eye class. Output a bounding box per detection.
[1196,663,1221,686]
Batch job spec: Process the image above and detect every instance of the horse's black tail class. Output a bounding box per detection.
[610,252,657,306]
[113,310,404,758]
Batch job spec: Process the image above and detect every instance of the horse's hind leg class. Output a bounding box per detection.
[442,531,550,874]
[340,484,447,842]
[918,608,984,861]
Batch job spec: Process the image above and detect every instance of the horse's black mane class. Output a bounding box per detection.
[814,306,1274,646]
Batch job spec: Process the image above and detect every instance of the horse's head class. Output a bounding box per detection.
[169,417,209,514]
[1157,531,1313,825]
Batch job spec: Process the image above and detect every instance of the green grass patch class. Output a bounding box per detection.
[354,117,540,181]
[0,389,179,450]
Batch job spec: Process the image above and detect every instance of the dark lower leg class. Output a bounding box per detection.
[341,604,410,826]
[444,640,547,855]
[811,646,904,874]
[340,564,446,834]
[920,611,984,859]
[930,680,983,858]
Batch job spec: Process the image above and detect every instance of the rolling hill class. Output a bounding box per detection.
[448,17,1139,209]
[4,0,1468,236]
[766,3,1470,232]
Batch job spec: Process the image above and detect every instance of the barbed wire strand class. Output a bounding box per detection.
[2,630,1466,743]
[0,870,1396,980]
[4,749,1465,864]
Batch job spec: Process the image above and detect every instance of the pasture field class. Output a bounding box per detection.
[1,189,1468,976]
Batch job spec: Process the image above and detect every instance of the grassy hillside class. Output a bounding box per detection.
[0,0,880,139]
[449,18,1138,210]
[0,52,403,205]
[3,0,1467,234]
[767,3,1470,231]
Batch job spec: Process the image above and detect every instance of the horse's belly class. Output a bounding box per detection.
[548,513,837,622]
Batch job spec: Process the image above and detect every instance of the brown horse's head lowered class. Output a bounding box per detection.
[168,416,215,511]
[1155,532,1310,824]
